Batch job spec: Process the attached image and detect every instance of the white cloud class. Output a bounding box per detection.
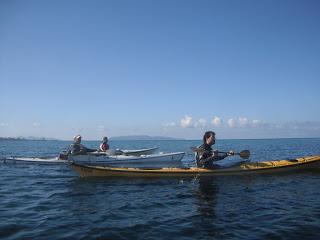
[180,115,194,128]
[163,122,176,127]
[162,122,177,131]
[194,118,207,128]
[211,116,222,127]
[251,119,261,128]
[227,118,236,128]
[180,117,207,128]
[238,117,248,127]
[175,115,320,138]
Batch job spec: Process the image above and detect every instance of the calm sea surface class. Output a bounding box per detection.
[0,138,320,239]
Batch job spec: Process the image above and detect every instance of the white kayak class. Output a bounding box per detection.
[3,157,68,164]
[68,152,185,168]
[121,147,158,156]
[2,151,185,168]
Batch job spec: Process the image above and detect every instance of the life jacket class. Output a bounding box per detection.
[100,142,109,152]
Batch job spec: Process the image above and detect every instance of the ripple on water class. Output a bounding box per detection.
[1,139,320,239]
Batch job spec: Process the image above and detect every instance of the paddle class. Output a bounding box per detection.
[190,147,250,159]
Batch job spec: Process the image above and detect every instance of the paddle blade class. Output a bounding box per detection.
[239,150,250,159]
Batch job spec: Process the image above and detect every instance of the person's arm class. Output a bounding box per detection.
[213,151,228,160]
[207,150,235,161]
[66,145,72,155]
[99,143,104,152]
[200,151,229,163]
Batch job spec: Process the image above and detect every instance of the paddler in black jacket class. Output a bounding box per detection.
[196,131,234,169]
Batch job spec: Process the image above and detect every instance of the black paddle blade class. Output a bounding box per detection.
[239,150,250,159]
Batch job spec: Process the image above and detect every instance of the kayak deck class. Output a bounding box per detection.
[71,155,320,177]
[102,147,159,156]
[121,147,158,156]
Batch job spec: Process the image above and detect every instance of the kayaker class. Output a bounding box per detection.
[67,135,96,155]
[99,136,110,152]
[196,131,234,169]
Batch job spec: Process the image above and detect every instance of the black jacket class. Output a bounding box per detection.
[67,143,96,155]
[195,143,228,169]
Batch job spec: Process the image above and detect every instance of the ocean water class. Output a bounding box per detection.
[0,138,320,239]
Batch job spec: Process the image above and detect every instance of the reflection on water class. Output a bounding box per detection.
[196,177,218,217]
[1,139,320,239]
[194,177,220,238]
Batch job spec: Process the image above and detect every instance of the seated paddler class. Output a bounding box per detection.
[67,135,96,155]
[99,136,110,152]
[196,131,234,169]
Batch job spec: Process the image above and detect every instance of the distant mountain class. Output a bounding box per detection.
[110,135,184,141]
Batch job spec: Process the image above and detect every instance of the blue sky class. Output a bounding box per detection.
[1,0,320,140]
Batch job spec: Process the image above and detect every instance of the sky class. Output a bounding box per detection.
[1,0,320,140]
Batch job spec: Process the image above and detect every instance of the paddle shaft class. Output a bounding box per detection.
[191,147,250,159]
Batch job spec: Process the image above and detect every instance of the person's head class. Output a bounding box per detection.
[102,136,108,143]
[203,131,216,146]
[73,135,82,144]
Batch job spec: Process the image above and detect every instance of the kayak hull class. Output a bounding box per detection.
[71,155,320,178]
[68,152,185,168]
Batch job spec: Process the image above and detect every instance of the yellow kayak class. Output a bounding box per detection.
[71,155,320,178]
